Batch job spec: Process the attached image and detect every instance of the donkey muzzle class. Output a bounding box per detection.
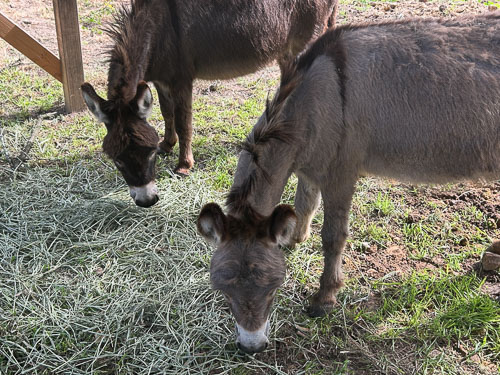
[235,320,270,354]
[129,182,159,207]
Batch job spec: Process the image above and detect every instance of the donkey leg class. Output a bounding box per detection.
[291,176,321,246]
[155,83,177,154]
[173,83,194,176]
[278,52,294,76]
[307,176,356,317]
[327,2,339,29]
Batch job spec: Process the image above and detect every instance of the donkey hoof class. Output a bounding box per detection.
[306,303,335,318]
[284,233,308,249]
[294,234,309,245]
[174,167,191,177]
[306,294,336,317]
[158,140,176,154]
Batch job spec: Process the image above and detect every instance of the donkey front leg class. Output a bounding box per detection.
[173,83,194,175]
[291,175,321,246]
[327,2,339,29]
[308,177,356,317]
[155,83,177,154]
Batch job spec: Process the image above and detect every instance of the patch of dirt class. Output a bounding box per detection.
[338,0,494,25]
[430,182,500,227]
[349,244,440,281]
[347,180,500,302]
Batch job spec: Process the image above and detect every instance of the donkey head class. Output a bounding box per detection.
[81,81,160,207]
[197,203,296,354]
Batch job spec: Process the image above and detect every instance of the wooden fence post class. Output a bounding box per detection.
[53,0,85,113]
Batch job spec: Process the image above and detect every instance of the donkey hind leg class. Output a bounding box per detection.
[173,83,194,176]
[307,175,356,317]
[291,176,321,247]
[155,83,177,154]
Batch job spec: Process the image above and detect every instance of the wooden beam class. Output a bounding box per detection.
[0,12,62,82]
[53,0,85,113]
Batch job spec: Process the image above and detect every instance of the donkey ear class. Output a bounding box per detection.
[133,81,153,119]
[81,83,110,124]
[197,203,227,246]
[268,204,297,246]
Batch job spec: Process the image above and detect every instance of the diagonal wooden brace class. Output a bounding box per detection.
[0,11,63,82]
[0,1,85,113]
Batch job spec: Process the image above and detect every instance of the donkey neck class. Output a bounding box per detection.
[106,2,162,102]
[228,125,298,218]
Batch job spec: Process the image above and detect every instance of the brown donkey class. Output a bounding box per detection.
[198,13,500,353]
[81,0,338,207]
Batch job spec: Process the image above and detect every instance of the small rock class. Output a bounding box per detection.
[439,5,447,12]
[386,246,404,257]
[209,84,217,92]
[361,242,376,254]
[486,218,497,229]
[482,251,500,271]
[95,267,104,276]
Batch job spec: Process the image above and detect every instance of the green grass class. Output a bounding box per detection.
[369,272,499,356]
[0,67,63,118]
[1,0,499,374]
[79,0,116,34]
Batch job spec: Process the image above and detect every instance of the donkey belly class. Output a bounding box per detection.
[362,141,500,184]
[359,115,500,183]
[195,57,275,80]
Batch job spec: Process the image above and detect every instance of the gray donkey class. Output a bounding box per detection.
[81,0,338,207]
[198,13,500,354]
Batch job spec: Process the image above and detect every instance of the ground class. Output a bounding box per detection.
[0,0,499,374]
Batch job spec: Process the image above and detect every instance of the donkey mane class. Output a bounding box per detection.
[226,62,303,219]
[105,0,157,103]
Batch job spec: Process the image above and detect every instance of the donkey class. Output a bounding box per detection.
[81,0,338,207]
[197,13,500,354]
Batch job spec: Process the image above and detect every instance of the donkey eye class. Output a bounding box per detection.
[148,150,157,162]
[114,159,124,169]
